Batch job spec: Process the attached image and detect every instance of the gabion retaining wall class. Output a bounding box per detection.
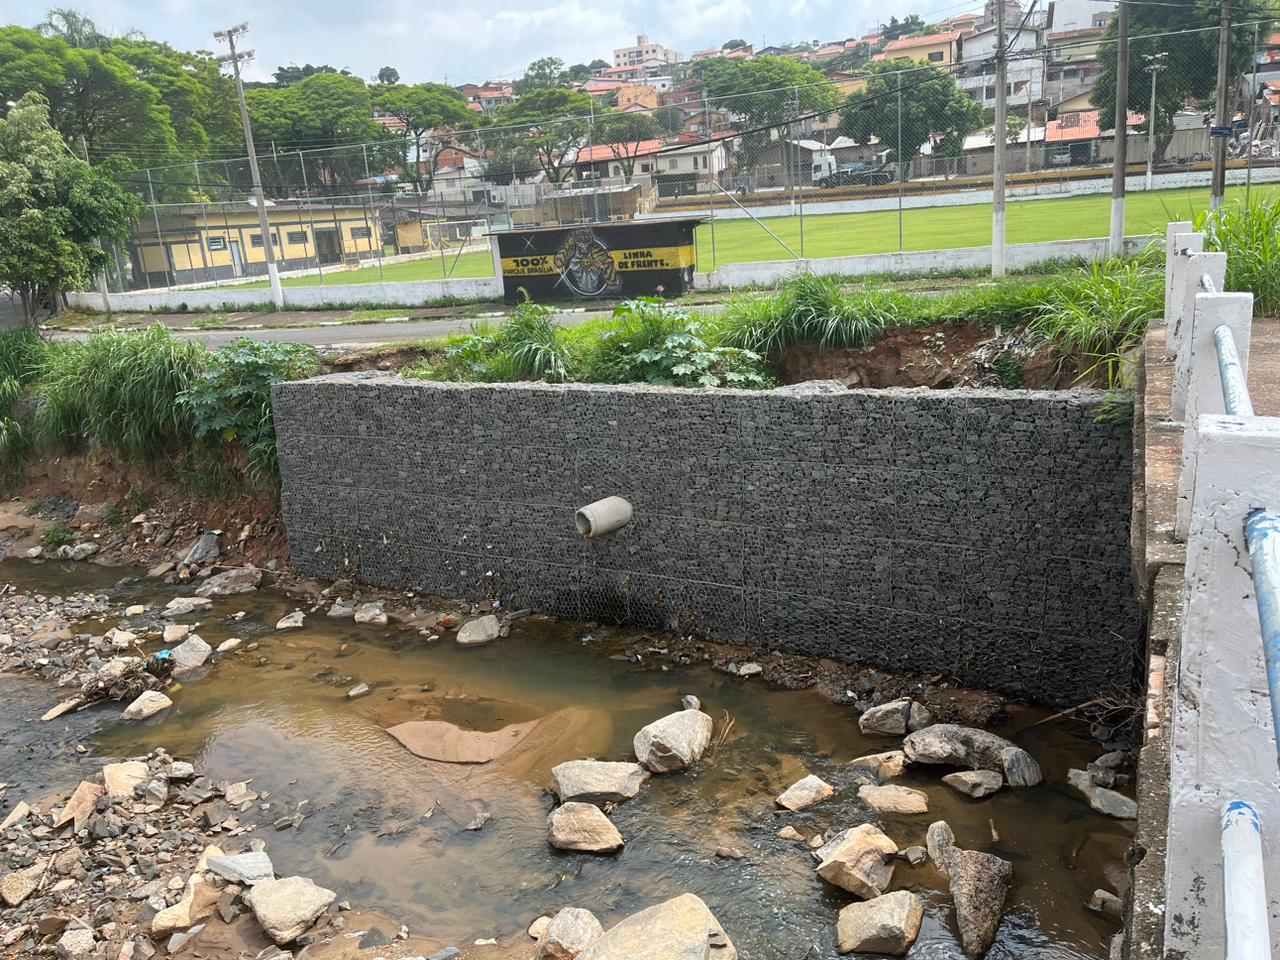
[273,374,1142,706]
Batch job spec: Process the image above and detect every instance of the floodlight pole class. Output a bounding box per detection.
[215,22,284,309]
[1109,0,1129,257]
[993,0,1008,277]
[1144,53,1167,191]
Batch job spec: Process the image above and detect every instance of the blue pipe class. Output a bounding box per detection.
[1215,325,1255,418]
[1245,509,1280,771]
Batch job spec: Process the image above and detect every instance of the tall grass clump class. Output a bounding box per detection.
[1029,259,1163,387]
[718,274,914,354]
[33,325,206,462]
[0,330,48,479]
[408,301,571,383]
[1197,196,1280,316]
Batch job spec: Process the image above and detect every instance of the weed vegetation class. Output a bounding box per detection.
[0,327,318,489]
[1197,195,1280,317]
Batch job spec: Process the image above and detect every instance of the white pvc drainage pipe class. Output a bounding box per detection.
[1221,800,1269,960]
[575,496,633,538]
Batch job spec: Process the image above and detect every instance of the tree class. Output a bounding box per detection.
[377,66,400,85]
[595,112,665,181]
[693,56,840,164]
[564,63,595,84]
[824,44,874,75]
[654,105,686,135]
[494,88,595,183]
[35,8,107,49]
[0,93,142,322]
[882,15,925,43]
[271,63,349,87]
[722,38,749,51]
[839,62,983,167]
[0,27,175,161]
[375,82,477,188]
[1091,0,1261,164]
[514,56,566,95]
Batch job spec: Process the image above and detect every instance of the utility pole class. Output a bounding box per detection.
[1210,0,1232,209]
[214,22,284,309]
[79,136,113,311]
[992,0,1008,277]
[1109,0,1129,257]
[1144,52,1168,190]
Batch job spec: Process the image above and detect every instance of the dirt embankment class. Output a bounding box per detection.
[780,323,1095,390]
[1,451,288,574]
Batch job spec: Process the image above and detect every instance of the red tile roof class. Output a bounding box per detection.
[575,139,665,163]
[1046,108,1145,142]
[882,31,962,53]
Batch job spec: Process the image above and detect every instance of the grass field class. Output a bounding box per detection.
[233,182,1276,289]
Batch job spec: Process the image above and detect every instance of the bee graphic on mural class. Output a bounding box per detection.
[552,229,618,297]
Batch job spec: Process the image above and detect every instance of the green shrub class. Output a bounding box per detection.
[32,326,205,462]
[177,338,319,484]
[42,522,73,549]
[577,298,693,383]
[1029,260,1163,388]
[1197,196,1280,316]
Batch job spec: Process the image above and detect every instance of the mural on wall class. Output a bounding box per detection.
[553,230,620,297]
[494,217,704,303]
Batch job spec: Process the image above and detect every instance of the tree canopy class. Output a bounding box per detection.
[882,15,925,43]
[377,66,400,85]
[493,88,596,183]
[1091,0,1263,163]
[271,63,350,86]
[374,82,478,187]
[694,56,840,163]
[0,93,142,322]
[514,56,567,95]
[839,62,983,163]
[595,112,665,180]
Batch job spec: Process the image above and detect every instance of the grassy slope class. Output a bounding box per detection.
[236,182,1278,289]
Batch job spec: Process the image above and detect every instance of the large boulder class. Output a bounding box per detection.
[1067,769,1137,819]
[858,699,912,736]
[942,770,1003,799]
[858,784,929,815]
[194,566,261,597]
[815,823,898,898]
[551,760,650,805]
[903,724,1040,787]
[245,876,336,944]
[576,893,736,960]
[835,889,924,955]
[456,614,501,646]
[102,761,149,800]
[633,710,713,773]
[535,907,604,960]
[849,751,906,781]
[207,851,275,885]
[547,802,624,854]
[170,635,212,674]
[163,596,212,618]
[776,774,834,811]
[950,848,1013,957]
[122,691,172,721]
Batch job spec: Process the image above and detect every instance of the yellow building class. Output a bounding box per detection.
[130,202,381,288]
[873,31,964,67]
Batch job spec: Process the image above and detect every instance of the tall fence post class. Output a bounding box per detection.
[1172,252,1228,418]
[1164,220,1194,334]
[1165,232,1205,359]
[1175,292,1254,540]
[1165,413,1280,959]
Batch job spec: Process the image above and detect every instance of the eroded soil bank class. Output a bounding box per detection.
[0,556,1135,960]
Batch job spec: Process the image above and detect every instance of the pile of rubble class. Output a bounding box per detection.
[0,749,337,958]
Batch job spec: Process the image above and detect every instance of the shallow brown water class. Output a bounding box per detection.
[6,560,1131,959]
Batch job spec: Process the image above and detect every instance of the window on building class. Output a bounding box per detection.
[985,84,997,100]
[668,158,679,170]
[249,231,279,248]
[701,154,708,169]
[350,226,372,240]
[928,51,944,62]
[640,163,651,172]
[286,230,308,244]
[207,236,227,252]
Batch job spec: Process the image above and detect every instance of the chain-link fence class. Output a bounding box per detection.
[103,12,1280,295]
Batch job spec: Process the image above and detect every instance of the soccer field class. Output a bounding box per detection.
[234,182,1274,289]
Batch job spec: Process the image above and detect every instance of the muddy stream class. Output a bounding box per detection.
[1,559,1131,959]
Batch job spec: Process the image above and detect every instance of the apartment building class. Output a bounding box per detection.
[613,35,682,68]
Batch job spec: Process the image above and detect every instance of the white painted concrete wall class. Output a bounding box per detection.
[648,165,1280,224]
[1165,415,1280,959]
[66,276,505,313]
[693,235,1151,290]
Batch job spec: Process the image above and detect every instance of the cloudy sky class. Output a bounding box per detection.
[0,0,959,85]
